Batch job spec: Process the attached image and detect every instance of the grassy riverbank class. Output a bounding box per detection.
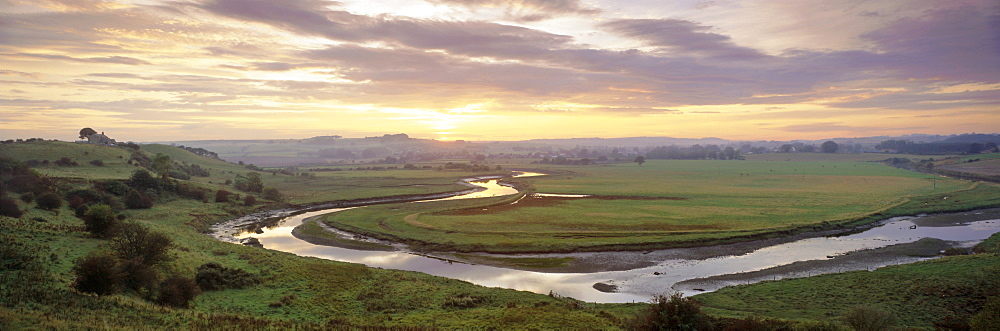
[321,158,998,253]
[694,234,1000,329]
[0,141,642,329]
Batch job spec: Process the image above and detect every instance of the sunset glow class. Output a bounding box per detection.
[2,0,998,142]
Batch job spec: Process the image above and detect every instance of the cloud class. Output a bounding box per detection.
[426,0,601,22]
[600,18,766,60]
[13,53,151,65]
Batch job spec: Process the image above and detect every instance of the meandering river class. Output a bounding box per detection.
[212,173,1000,303]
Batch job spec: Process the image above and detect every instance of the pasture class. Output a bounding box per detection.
[322,157,989,253]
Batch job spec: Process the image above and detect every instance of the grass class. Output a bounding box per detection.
[321,158,994,253]
[694,233,1000,328]
[1,141,644,329]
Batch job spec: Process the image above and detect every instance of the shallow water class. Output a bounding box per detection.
[224,173,1000,303]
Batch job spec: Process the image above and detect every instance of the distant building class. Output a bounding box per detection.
[86,132,117,145]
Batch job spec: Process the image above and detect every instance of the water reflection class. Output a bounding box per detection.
[229,173,1000,303]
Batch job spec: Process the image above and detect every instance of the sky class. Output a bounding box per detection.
[1,0,998,142]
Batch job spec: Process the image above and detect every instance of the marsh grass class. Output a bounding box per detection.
[322,159,995,253]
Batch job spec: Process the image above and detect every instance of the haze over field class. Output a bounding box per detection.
[2,0,998,142]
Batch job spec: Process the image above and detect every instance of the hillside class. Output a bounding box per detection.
[0,141,643,329]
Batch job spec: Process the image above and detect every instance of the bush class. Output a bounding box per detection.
[124,189,153,209]
[35,192,62,210]
[128,169,159,191]
[195,263,261,291]
[103,180,130,196]
[156,276,200,308]
[0,197,23,218]
[630,292,710,330]
[89,159,105,166]
[262,187,284,202]
[110,222,173,266]
[243,195,256,206]
[843,306,898,331]
[120,259,159,296]
[215,189,233,203]
[83,204,118,237]
[54,157,78,167]
[72,253,122,295]
[19,192,34,203]
[74,204,89,218]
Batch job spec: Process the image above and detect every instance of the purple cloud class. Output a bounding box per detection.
[426,0,601,22]
[600,19,766,60]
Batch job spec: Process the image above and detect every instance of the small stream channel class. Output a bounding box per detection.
[212,173,1000,303]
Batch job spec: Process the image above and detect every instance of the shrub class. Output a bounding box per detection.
[262,187,284,202]
[68,195,86,209]
[19,192,34,203]
[630,292,710,330]
[175,183,208,201]
[110,222,173,266]
[120,259,159,296]
[89,159,105,166]
[103,180,129,196]
[35,192,62,210]
[843,306,898,331]
[124,189,153,209]
[128,169,159,191]
[168,170,190,180]
[74,204,90,218]
[195,263,261,291]
[243,195,256,206]
[215,189,233,203]
[156,276,200,308]
[0,197,23,218]
[83,204,118,237]
[54,157,78,167]
[72,253,122,295]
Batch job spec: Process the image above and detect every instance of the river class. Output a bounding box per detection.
[212,173,1000,303]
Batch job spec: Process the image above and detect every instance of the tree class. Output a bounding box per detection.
[634,155,645,166]
[821,141,839,153]
[779,144,794,153]
[234,172,264,193]
[723,146,736,160]
[109,222,173,267]
[79,127,97,140]
[151,153,172,179]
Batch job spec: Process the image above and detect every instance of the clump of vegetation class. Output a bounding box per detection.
[262,187,284,202]
[35,192,62,210]
[124,189,154,209]
[843,306,898,331]
[72,253,123,295]
[630,293,711,330]
[233,172,264,193]
[156,276,201,308]
[0,196,23,217]
[83,204,118,237]
[195,263,260,291]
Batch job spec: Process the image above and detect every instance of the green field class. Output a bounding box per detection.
[0,141,642,329]
[3,141,998,329]
[321,159,992,253]
[694,235,1000,329]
